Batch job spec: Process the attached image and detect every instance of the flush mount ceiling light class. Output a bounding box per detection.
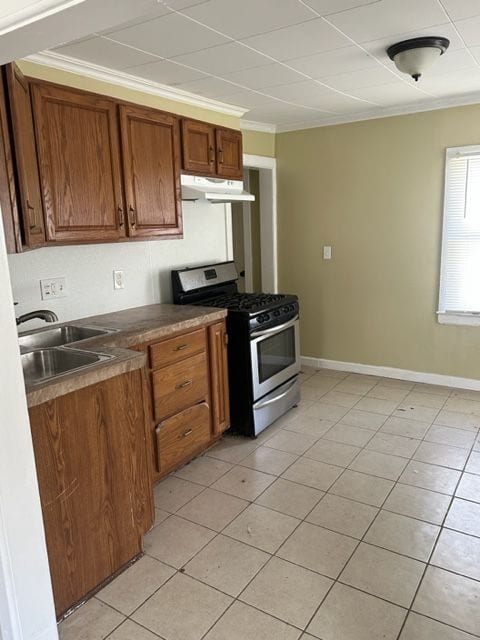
[387,36,450,81]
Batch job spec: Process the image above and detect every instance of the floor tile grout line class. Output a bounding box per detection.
[85,370,480,640]
[392,388,479,640]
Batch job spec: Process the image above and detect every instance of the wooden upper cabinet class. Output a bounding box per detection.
[5,64,45,247]
[208,321,230,435]
[181,119,243,179]
[119,104,182,238]
[30,82,126,243]
[0,71,21,253]
[215,127,243,179]
[181,119,215,175]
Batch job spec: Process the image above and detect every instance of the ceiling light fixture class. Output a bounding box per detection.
[387,36,450,81]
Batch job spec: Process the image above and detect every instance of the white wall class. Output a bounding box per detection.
[9,202,232,328]
[0,213,58,640]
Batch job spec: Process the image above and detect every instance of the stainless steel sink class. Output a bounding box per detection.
[22,348,113,385]
[19,325,114,353]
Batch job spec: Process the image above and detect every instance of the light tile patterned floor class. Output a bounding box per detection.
[59,368,480,640]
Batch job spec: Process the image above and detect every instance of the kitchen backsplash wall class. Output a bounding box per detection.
[9,201,232,329]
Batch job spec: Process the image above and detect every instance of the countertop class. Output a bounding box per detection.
[24,303,227,407]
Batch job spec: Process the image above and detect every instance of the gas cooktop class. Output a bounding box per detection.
[202,292,291,313]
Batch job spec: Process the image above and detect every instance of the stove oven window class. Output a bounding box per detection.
[257,326,296,383]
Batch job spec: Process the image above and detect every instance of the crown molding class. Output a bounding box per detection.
[0,0,84,36]
[241,120,276,134]
[24,51,249,118]
[276,91,480,133]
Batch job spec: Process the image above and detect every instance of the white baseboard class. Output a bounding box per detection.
[301,356,480,391]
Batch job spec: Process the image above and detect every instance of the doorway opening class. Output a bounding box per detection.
[231,154,277,294]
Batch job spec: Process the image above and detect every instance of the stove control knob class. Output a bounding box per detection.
[274,309,280,317]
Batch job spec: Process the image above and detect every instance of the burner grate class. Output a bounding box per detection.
[203,292,287,312]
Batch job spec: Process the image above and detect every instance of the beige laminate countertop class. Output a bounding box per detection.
[24,303,227,408]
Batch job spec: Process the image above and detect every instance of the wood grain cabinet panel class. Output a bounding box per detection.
[0,70,21,253]
[28,370,153,618]
[215,127,243,179]
[152,351,209,422]
[5,64,45,247]
[149,328,206,369]
[156,402,210,475]
[31,82,126,243]
[181,119,216,175]
[119,104,182,238]
[208,321,230,435]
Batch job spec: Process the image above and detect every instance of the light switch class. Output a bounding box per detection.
[323,246,332,260]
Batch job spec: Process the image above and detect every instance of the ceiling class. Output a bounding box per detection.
[39,0,480,131]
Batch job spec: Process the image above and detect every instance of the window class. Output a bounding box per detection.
[438,145,480,326]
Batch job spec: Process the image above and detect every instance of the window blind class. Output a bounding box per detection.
[438,146,480,315]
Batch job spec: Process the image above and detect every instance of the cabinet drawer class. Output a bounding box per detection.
[149,328,206,369]
[152,351,208,421]
[156,402,210,474]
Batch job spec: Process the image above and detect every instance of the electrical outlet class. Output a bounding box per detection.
[323,246,332,260]
[40,277,67,300]
[113,270,125,290]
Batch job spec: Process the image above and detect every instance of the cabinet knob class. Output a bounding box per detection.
[182,429,193,437]
[209,146,215,163]
[218,148,223,163]
[129,205,136,228]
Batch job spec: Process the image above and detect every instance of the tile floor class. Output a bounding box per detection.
[59,367,480,640]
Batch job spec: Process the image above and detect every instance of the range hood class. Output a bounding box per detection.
[181,175,255,203]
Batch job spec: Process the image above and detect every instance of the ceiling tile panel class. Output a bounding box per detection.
[172,42,270,74]
[454,15,480,47]
[246,103,327,124]
[241,18,351,61]
[53,36,159,69]
[302,0,386,16]
[438,0,480,21]
[213,90,276,108]
[413,67,480,96]
[173,75,239,97]
[326,0,448,43]
[223,64,306,90]
[319,65,399,90]
[288,46,379,77]
[179,0,315,39]
[350,82,431,106]
[106,12,228,58]
[264,80,332,102]
[123,59,207,84]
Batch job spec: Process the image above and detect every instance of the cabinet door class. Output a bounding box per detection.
[0,70,21,253]
[181,118,216,175]
[5,64,45,247]
[120,104,182,238]
[208,321,230,435]
[31,82,126,243]
[215,127,243,179]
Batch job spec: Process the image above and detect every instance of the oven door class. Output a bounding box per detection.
[250,315,300,401]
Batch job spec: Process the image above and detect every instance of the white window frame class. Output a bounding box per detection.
[438,145,480,327]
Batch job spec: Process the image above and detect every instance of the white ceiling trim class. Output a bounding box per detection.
[0,0,85,36]
[241,120,277,133]
[24,50,249,118]
[275,90,480,133]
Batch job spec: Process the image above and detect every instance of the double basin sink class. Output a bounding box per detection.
[20,325,115,385]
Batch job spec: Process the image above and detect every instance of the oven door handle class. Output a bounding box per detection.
[254,379,298,410]
[251,315,299,338]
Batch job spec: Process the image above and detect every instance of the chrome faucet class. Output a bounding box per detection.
[16,310,58,326]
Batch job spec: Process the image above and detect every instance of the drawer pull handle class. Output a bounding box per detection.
[176,380,192,389]
[175,344,188,351]
[183,429,193,437]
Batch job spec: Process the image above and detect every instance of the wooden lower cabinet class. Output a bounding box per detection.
[28,369,153,618]
[134,319,230,483]
[156,403,211,475]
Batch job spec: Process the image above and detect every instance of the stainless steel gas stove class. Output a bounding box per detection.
[171,261,301,437]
